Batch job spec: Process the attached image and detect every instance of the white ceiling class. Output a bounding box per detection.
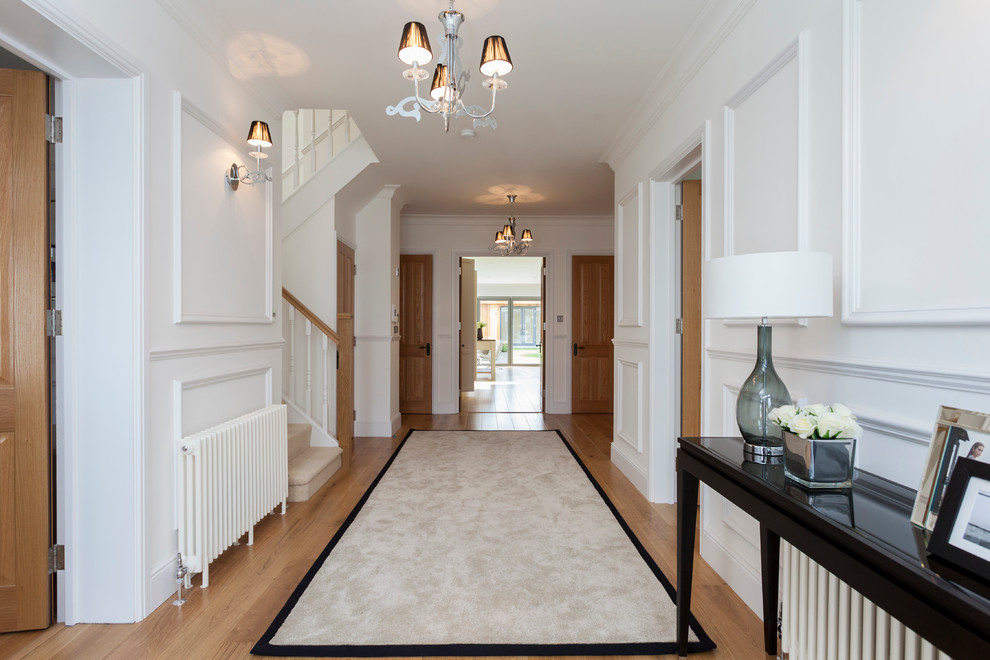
[166,0,709,216]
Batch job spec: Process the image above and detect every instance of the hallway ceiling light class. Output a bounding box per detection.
[386,0,513,133]
[226,120,273,191]
[490,195,533,256]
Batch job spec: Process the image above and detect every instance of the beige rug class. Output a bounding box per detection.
[253,429,714,656]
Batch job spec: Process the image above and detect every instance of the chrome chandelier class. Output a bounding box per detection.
[386,0,513,133]
[490,195,533,256]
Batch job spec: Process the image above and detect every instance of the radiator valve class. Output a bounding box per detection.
[173,553,188,606]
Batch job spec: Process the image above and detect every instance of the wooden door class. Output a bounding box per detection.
[571,256,614,414]
[399,255,432,414]
[337,241,354,316]
[0,68,51,632]
[458,258,477,395]
[540,258,547,413]
[681,180,703,436]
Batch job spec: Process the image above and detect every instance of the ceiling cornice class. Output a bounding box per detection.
[600,0,758,171]
[402,215,614,228]
[155,0,295,119]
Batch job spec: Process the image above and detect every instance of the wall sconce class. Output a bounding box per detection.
[225,120,273,191]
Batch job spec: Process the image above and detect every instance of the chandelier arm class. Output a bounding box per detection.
[456,75,499,119]
[410,72,441,114]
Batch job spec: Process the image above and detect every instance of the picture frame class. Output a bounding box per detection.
[927,458,990,593]
[911,406,990,531]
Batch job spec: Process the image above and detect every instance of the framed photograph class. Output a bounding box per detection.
[911,406,990,531]
[927,458,990,590]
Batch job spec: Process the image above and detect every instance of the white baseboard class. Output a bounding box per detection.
[699,528,763,618]
[355,420,394,438]
[610,442,649,497]
[147,555,180,617]
[391,412,402,435]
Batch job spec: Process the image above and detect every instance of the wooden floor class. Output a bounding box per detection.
[461,366,542,413]
[0,414,769,659]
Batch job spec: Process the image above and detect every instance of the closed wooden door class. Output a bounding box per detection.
[337,241,354,316]
[540,258,547,413]
[0,68,51,632]
[571,255,614,413]
[681,180,703,436]
[399,255,432,414]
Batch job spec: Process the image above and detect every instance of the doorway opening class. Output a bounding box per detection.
[461,257,543,413]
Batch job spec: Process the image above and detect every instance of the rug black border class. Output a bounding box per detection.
[252,428,717,657]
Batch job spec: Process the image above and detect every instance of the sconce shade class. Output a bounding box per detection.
[430,64,451,100]
[246,121,272,148]
[479,35,512,77]
[495,231,506,244]
[520,229,533,242]
[398,21,433,66]
[502,224,514,240]
[703,251,833,320]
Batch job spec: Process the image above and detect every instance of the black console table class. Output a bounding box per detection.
[676,436,990,658]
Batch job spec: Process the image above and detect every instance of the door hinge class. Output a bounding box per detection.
[353,410,356,421]
[47,309,63,337]
[49,544,65,572]
[46,115,63,144]
[353,264,357,276]
[675,318,683,334]
[675,205,684,221]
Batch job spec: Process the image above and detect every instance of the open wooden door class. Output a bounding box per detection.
[571,255,614,414]
[680,180,703,436]
[399,255,432,414]
[458,258,477,397]
[0,68,52,632]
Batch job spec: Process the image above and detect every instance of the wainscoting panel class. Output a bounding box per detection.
[842,0,990,324]
[174,366,272,438]
[616,357,644,453]
[616,183,644,327]
[723,35,806,257]
[173,92,273,324]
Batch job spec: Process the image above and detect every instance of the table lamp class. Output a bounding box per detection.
[703,251,833,459]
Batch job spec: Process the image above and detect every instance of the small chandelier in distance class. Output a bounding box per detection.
[387,0,513,133]
[490,195,533,256]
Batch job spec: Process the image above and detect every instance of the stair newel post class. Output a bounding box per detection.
[322,333,329,434]
[292,110,300,192]
[305,319,313,417]
[288,306,296,401]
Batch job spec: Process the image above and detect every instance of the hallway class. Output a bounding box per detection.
[0,413,765,659]
[460,365,542,414]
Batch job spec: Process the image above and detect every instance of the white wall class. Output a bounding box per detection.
[607,0,990,616]
[355,185,403,436]
[0,0,285,622]
[400,215,614,415]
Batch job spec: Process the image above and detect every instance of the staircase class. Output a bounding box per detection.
[288,422,343,502]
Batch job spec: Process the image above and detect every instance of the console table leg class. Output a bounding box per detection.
[760,523,781,656]
[677,464,700,657]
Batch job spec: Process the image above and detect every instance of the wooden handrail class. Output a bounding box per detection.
[282,287,339,344]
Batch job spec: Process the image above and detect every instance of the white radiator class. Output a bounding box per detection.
[780,541,951,660]
[177,404,288,588]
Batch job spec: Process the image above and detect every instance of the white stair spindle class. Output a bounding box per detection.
[292,110,300,192]
[322,334,329,433]
[310,110,317,177]
[288,307,296,401]
[305,319,312,417]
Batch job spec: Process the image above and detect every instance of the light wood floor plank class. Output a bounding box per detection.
[0,414,768,659]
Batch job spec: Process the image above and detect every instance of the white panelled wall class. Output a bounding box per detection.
[607,0,990,617]
[400,215,613,415]
[1,0,285,622]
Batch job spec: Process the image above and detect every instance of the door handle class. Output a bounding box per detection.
[420,342,431,356]
[573,343,585,356]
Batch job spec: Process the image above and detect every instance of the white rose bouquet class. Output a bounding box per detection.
[768,403,863,440]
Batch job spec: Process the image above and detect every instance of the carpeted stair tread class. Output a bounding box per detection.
[288,446,343,502]
[287,423,311,461]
